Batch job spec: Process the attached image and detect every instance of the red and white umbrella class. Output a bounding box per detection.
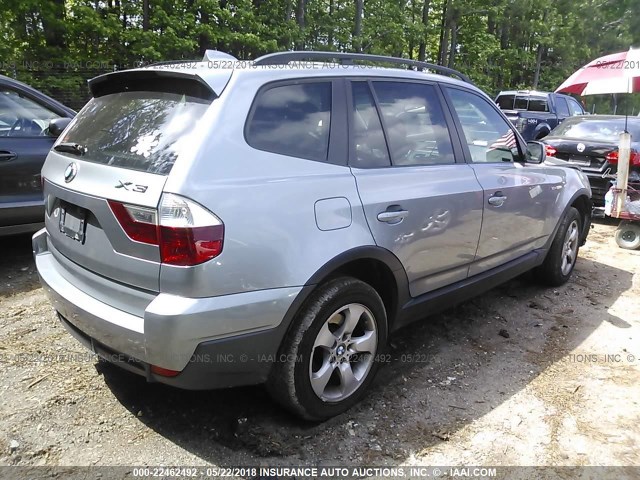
[555,48,640,95]
[556,48,640,215]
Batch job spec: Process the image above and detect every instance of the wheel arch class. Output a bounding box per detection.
[571,193,593,245]
[283,247,409,337]
[534,123,551,139]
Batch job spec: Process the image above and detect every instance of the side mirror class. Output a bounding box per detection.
[526,141,546,164]
[48,117,72,138]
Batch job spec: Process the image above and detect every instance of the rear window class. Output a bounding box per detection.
[246,82,332,162]
[59,91,211,175]
[496,94,548,112]
[551,118,640,142]
[496,95,515,110]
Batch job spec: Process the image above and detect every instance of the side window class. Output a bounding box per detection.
[246,82,331,162]
[528,97,549,112]
[556,97,570,116]
[567,98,584,116]
[372,82,455,166]
[350,82,390,168]
[0,89,60,137]
[445,88,520,163]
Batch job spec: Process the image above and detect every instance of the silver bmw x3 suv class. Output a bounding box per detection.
[33,51,592,420]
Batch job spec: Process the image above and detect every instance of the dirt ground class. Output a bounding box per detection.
[0,220,639,475]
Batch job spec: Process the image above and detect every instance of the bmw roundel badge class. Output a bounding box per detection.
[64,162,78,183]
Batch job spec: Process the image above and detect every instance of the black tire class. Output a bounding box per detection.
[266,276,387,421]
[615,222,640,250]
[534,207,582,286]
[535,130,549,140]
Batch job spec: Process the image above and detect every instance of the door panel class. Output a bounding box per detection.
[348,80,483,297]
[353,165,484,295]
[468,162,557,274]
[0,137,55,226]
[443,86,555,275]
[0,87,61,226]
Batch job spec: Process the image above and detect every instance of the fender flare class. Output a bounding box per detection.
[544,189,592,252]
[305,245,406,286]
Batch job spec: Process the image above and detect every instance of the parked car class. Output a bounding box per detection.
[33,51,592,421]
[495,90,586,141]
[542,115,640,206]
[0,75,75,236]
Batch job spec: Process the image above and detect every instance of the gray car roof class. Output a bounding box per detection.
[98,60,481,98]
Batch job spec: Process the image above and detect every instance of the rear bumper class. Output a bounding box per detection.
[33,228,301,389]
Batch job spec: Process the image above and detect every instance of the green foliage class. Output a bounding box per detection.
[0,0,638,112]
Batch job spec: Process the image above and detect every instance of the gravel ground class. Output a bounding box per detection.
[0,220,639,474]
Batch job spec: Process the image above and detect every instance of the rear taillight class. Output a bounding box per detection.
[606,151,618,163]
[545,145,557,157]
[108,201,159,244]
[605,150,640,166]
[158,194,224,266]
[108,193,224,266]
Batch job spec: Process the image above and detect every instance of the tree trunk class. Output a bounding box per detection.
[295,0,306,49]
[354,0,363,52]
[418,0,431,62]
[328,0,334,47]
[285,0,292,22]
[532,44,544,89]
[437,0,450,65]
[42,0,66,49]
[448,22,457,68]
[143,0,150,31]
[198,8,211,55]
[532,11,548,89]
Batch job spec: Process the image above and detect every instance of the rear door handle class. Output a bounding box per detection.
[488,192,507,207]
[377,209,409,224]
[0,151,17,161]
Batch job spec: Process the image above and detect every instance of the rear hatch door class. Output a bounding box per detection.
[42,69,220,292]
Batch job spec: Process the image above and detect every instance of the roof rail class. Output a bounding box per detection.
[253,51,472,83]
[148,59,199,67]
[148,51,238,68]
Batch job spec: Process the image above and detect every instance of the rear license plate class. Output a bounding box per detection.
[59,203,87,243]
[568,155,591,167]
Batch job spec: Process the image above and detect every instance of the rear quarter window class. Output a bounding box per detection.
[245,82,332,162]
[58,91,211,175]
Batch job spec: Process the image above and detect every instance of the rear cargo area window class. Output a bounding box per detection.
[246,82,332,162]
[58,91,211,175]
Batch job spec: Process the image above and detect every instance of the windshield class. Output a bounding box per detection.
[551,117,640,143]
[496,94,548,112]
[58,91,212,175]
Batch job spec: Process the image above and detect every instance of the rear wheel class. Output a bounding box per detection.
[615,222,640,250]
[535,130,549,140]
[267,277,387,421]
[534,207,581,286]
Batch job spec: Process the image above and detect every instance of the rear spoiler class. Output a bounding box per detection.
[88,70,217,101]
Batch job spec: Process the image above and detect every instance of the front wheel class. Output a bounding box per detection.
[534,207,582,286]
[267,277,387,421]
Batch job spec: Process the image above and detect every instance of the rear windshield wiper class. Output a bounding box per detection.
[54,143,87,156]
